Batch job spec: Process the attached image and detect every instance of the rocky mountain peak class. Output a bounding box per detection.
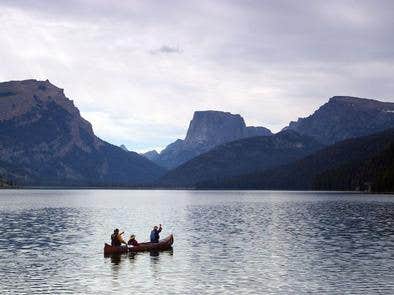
[329,95,376,103]
[285,96,394,144]
[0,79,79,120]
[328,96,394,110]
[151,110,272,169]
[329,96,360,103]
[0,79,99,153]
[184,110,246,145]
[0,79,165,186]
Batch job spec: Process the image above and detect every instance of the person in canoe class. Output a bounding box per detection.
[150,224,162,243]
[111,228,126,247]
[127,234,139,246]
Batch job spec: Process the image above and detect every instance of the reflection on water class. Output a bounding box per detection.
[105,252,136,264]
[0,190,393,294]
[106,249,173,265]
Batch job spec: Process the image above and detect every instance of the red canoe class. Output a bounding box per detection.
[104,234,174,255]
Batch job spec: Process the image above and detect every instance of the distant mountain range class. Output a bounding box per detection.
[142,110,272,169]
[0,80,165,186]
[0,79,393,191]
[156,96,394,191]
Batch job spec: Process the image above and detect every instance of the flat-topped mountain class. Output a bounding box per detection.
[144,110,272,168]
[0,79,165,186]
[158,130,323,187]
[184,111,269,145]
[285,96,394,144]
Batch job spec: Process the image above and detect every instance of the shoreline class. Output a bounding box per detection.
[0,186,393,194]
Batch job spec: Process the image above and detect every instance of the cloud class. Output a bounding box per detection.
[150,45,182,55]
[0,0,393,151]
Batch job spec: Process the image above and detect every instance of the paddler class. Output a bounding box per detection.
[150,224,162,243]
[127,234,140,246]
[111,228,126,246]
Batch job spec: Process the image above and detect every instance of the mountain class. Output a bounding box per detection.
[120,144,129,151]
[198,128,394,192]
[0,79,166,186]
[158,130,323,187]
[153,110,272,169]
[142,150,160,162]
[184,111,270,146]
[313,141,394,192]
[285,96,394,144]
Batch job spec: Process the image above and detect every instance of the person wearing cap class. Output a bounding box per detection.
[111,228,126,247]
[150,224,162,243]
[127,234,140,246]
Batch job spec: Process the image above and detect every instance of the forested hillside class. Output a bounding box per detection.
[197,129,394,192]
[314,143,394,192]
[158,130,322,187]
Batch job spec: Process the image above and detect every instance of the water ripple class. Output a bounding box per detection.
[0,190,393,294]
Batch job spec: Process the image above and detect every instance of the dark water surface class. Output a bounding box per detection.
[0,190,393,294]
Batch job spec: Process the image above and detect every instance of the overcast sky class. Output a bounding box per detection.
[1,0,393,152]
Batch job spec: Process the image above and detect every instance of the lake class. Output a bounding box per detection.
[0,190,393,294]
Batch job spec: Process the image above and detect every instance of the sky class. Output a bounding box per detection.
[0,0,393,152]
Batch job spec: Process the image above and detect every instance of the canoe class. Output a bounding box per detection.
[104,234,174,255]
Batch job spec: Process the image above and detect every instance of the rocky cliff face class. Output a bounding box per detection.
[150,110,272,169]
[0,80,100,158]
[184,111,270,145]
[285,96,394,144]
[0,79,165,186]
[185,111,246,145]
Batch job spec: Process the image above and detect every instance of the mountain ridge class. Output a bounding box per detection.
[197,128,394,192]
[157,130,323,187]
[285,96,394,144]
[0,79,165,186]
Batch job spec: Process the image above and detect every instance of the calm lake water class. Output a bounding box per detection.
[0,190,393,294]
